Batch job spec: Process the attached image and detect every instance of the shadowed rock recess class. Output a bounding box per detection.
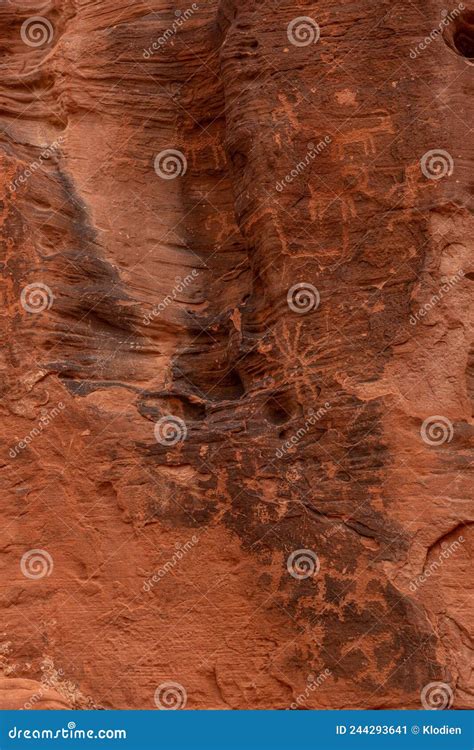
[0,0,472,711]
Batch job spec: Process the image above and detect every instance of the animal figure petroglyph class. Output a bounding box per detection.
[386,163,433,230]
[335,115,394,160]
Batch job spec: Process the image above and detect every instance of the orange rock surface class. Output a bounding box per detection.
[0,0,472,710]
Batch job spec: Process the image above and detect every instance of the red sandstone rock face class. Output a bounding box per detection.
[0,677,71,710]
[0,0,473,711]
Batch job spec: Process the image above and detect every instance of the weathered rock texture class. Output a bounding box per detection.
[0,0,472,710]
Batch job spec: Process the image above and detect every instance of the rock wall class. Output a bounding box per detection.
[0,0,472,710]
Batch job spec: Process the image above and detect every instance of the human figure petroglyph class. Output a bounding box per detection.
[244,204,289,255]
[187,133,226,171]
[205,208,235,249]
